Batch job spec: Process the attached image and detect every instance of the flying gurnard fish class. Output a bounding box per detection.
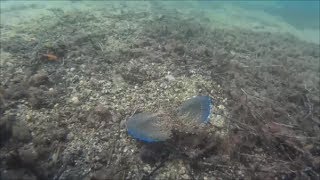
[126,96,214,142]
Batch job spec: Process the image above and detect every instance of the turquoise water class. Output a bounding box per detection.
[198,1,319,29]
[240,1,319,29]
[1,1,319,31]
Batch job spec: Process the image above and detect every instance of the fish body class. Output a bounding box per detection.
[126,96,214,142]
[42,54,58,61]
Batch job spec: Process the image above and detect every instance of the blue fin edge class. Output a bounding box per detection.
[127,128,163,143]
[202,96,214,123]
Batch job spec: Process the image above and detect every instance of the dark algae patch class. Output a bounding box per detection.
[0,2,319,180]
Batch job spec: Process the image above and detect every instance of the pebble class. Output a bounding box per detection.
[179,167,186,174]
[26,114,32,121]
[143,165,151,172]
[79,80,85,85]
[217,104,225,110]
[70,96,80,105]
[123,147,128,153]
[165,74,175,81]
[181,174,190,179]
[237,170,244,177]
[47,88,56,96]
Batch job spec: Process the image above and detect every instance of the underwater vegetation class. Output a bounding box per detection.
[126,96,214,142]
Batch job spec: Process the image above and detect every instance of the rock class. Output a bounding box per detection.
[70,96,80,105]
[87,105,113,127]
[313,157,320,172]
[179,166,186,174]
[181,174,190,179]
[55,167,84,180]
[62,150,81,166]
[90,167,123,180]
[90,168,111,180]
[4,83,28,100]
[139,143,169,165]
[28,70,49,87]
[54,128,69,141]
[5,150,21,168]
[93,104,112,118]
[0,114,14,146]
[28,87,52,109]
[66,132,75,141]
[18,143,38,165]
[0,169,36,180]
[47,88,56,95]
[12,120,32,142]
[173,44,185,56]
[165,74,175,81]
[143,165,151,172]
